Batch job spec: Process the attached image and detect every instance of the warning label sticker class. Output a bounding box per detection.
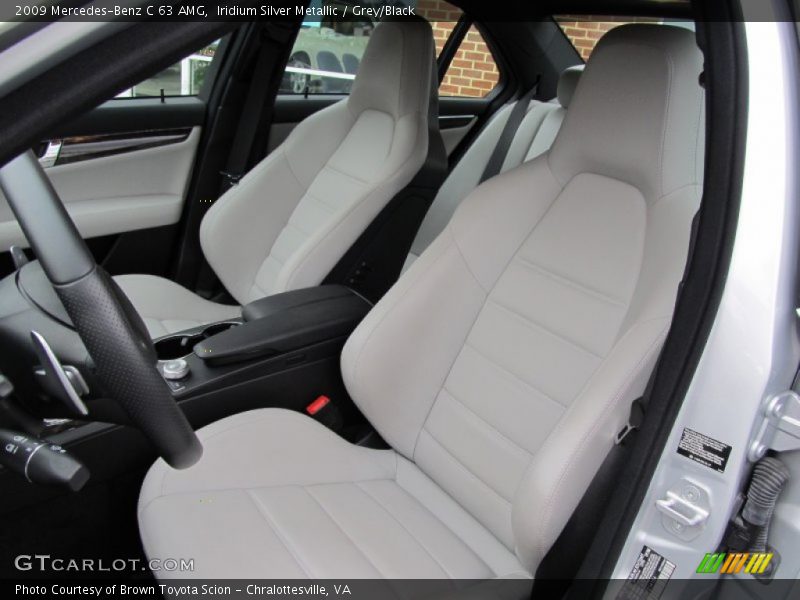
[617,546,676,600]
[677,428,732,473]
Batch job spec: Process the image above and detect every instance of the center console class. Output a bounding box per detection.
[154,285,370,395]
[0,259,372,434]
[150,284,371,429]
[0,262,375,513]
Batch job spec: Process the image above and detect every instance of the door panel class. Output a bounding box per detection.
[0,127,200,250]
[47,96,206,138]
[438,96,494,157]
[0,93,210,279]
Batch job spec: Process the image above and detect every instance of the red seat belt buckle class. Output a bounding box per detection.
[306,395,331,416]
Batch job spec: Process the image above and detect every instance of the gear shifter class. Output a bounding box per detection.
[0,429,89,491]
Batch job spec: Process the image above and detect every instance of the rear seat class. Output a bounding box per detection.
[405,65,584,268]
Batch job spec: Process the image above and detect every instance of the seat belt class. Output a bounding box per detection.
[219,24,292,194]
[479,76,540,184]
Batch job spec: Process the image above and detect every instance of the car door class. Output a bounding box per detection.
[0,37,230,280]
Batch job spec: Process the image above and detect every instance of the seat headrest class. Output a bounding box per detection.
[557,65,584,108]
[348,19,435,119]
[549,24,704,201]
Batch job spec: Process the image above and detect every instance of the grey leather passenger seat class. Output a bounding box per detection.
[138,24,705,580]
[405,65,584,268]
[115,20,437,338]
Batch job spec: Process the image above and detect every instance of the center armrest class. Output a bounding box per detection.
[193,285,370,366]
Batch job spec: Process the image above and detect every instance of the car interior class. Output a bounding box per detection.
[0,0,750,592]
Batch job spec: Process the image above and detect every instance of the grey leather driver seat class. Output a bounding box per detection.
[139,25,705,581]
[115,19,436,338]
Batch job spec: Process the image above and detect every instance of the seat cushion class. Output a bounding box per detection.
[115,274,241,338]
[139,409,527,581]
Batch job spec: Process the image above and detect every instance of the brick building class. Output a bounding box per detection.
[418,0,650,97]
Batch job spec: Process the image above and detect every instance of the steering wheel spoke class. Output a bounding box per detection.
[0,151,202,469]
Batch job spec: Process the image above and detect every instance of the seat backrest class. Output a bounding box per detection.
[405,65,584,268]
[200,20,435,304]
[342,24,704,574]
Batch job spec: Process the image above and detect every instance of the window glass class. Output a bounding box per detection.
[280,14,374,95]
[280,0,499,97]
[116,39,221,98]
[438,25,499,97]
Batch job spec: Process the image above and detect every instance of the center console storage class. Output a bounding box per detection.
[154,321,241,361]
[195,286,370,366]
[158,285,371,430]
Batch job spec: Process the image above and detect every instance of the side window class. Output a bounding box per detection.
[437,25,499,98]
[116,39,222,98]
[280,18,375,95]
[280,0,501,98]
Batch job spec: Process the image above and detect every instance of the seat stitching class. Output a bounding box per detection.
[405,231,494,458]
[240,151,302,301]
[323,163,370,185]
[284,219,314,239]
[196,412,281,443]
[282,148,306,189]
[419,428,513,506]
[348,232,476,457]
[245,489,315,578]
[536,321,668,558]
[304,188,340,213]
[385,478,499,576]
[283,112,427,290]
[282,106,427,292]
[447,227,490,294]
[488,298,605,361]
[513,256,627,307]
[140,476,395,508]
[302,486,391,583]
[462,341,568,409]
[657,49,675,197]
[438,387,533,458]
[353,482,458,582]
[412,177,566,456]
[249,280,269,302]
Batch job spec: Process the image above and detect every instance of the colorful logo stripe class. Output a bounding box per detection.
[696,552,773,574]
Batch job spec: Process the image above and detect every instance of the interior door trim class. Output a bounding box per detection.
[37,128,192,167]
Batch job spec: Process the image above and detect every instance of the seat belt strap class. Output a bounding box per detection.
[479,76,540,184]
[220,27,286,194]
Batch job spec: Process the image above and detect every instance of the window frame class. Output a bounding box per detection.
[112,35,232,101]
[276,14,507,100]
[436,18,505,99]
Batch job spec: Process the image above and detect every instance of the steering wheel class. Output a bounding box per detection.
[0,151,202,469]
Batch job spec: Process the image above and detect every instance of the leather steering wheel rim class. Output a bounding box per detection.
[0,151,202,469]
